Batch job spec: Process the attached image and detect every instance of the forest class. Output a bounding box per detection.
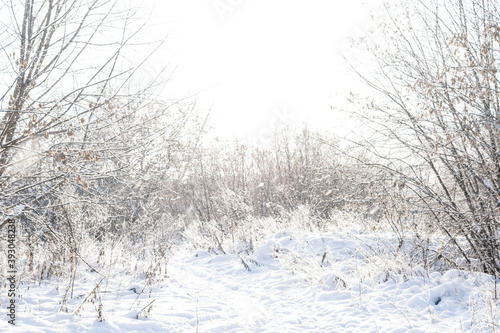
[0,0,499,331]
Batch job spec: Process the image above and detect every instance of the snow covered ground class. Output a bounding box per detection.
[2,229,499,332]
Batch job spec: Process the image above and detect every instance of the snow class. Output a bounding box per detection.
[1,230,499,332]
[483,179,494,190]
[12,205,25,216]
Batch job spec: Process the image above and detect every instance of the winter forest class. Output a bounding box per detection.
[1,0,500,332]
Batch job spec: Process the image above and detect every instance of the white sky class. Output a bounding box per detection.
[144,0,385,142]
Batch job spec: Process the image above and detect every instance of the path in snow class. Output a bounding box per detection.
[1,230,499,332]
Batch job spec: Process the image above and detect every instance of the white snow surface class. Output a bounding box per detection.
[2,230,499,332]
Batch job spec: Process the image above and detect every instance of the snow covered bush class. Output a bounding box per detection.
[347,0,500,276]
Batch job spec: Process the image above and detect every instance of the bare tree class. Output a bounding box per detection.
[0,1,214,288]
[348,0,500,275]
[0,0,166,223]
